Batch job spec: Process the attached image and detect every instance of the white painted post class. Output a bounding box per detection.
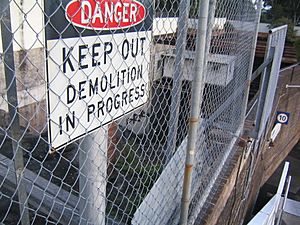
[79,128,107,225]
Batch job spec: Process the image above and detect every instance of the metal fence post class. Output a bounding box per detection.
[179,0,210,224]
[165,0,191,163]
[253,49,274,139]
[252,25,274,139]
[79,129,107,225]
[205,0,217,54]
[0,1,30,224]
[290,65,295,82]
[241,0,262,120]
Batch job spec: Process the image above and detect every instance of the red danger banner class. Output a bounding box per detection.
[66,0,146,30]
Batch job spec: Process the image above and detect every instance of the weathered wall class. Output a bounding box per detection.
[243,65,300,223]
[261,67,300,185]
[0,48,46,132]
[0,1,45,132]
[197,65,300,225]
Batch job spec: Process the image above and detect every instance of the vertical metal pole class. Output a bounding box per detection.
[290,66,295,82]
[240,0,262,122]
[253,44,274,139]
[0,1,30,225]
[276,175,291,225]
[165,0,191,162]
[179,0,210,224]
[205,0,217,54]
[79,129,107,225]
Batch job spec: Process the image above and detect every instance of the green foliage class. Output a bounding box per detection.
[268,17,295,42]
[263,0,300,24]
[189,0,200,18]
[107,135,163,224]
[294,39,300,61]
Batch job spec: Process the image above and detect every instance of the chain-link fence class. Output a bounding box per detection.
[0,0,261,224]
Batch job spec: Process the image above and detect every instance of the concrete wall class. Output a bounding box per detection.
[0,0,45,51]
[0,1,46,132]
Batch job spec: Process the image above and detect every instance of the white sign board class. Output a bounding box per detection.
[45,0,152,149]
[270,123,282,142]
[276,111,290,125]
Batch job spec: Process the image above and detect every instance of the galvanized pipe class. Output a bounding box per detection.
[183,1,217,222]
[276,175,291,225]
[286,84,300,88]
[165,0,191,163]
[241,0,263,127]
[179,0,210,224]
[253,37,274,139]
[79,129,107,225]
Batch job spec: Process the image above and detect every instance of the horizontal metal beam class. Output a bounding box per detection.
[251,54,274,82]
[280,63,299,72]
[286,84,300,88]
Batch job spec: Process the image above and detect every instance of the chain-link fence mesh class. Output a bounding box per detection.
[189,1,261,223]
[0,0,261,224]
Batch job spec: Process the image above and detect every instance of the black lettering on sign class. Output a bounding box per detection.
[97,101,105,117]
[59,111,76,135]
[62,47,75,73]
[131,66,136,81]
[63,41,114,72]
[114,94,120,109]
[92,43,101,67]
[79,44,88,70]
[126,110,150,125]
[138,64,143,79]
[104,42,113,64]
[140,37,146,55]
[122,39,129,60]
[67,84,76,104]
[89,78,99,96]
[65,65,145,105]
[78,80,87,100]
[120,69,126,85]
[129,88,134,103]
[122,90,128,106]
[109,73,116,89]
[100,75,108,92]
[135,86,140,100]
[87,104,95,122]
[121,37,147,60]
[106,97,113,113]
[85,82,147,122]
[131,38,138,57]
[140,83,145,97]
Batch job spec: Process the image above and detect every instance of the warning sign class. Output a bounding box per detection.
[44,0,152,149]
[275,111,290,125]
